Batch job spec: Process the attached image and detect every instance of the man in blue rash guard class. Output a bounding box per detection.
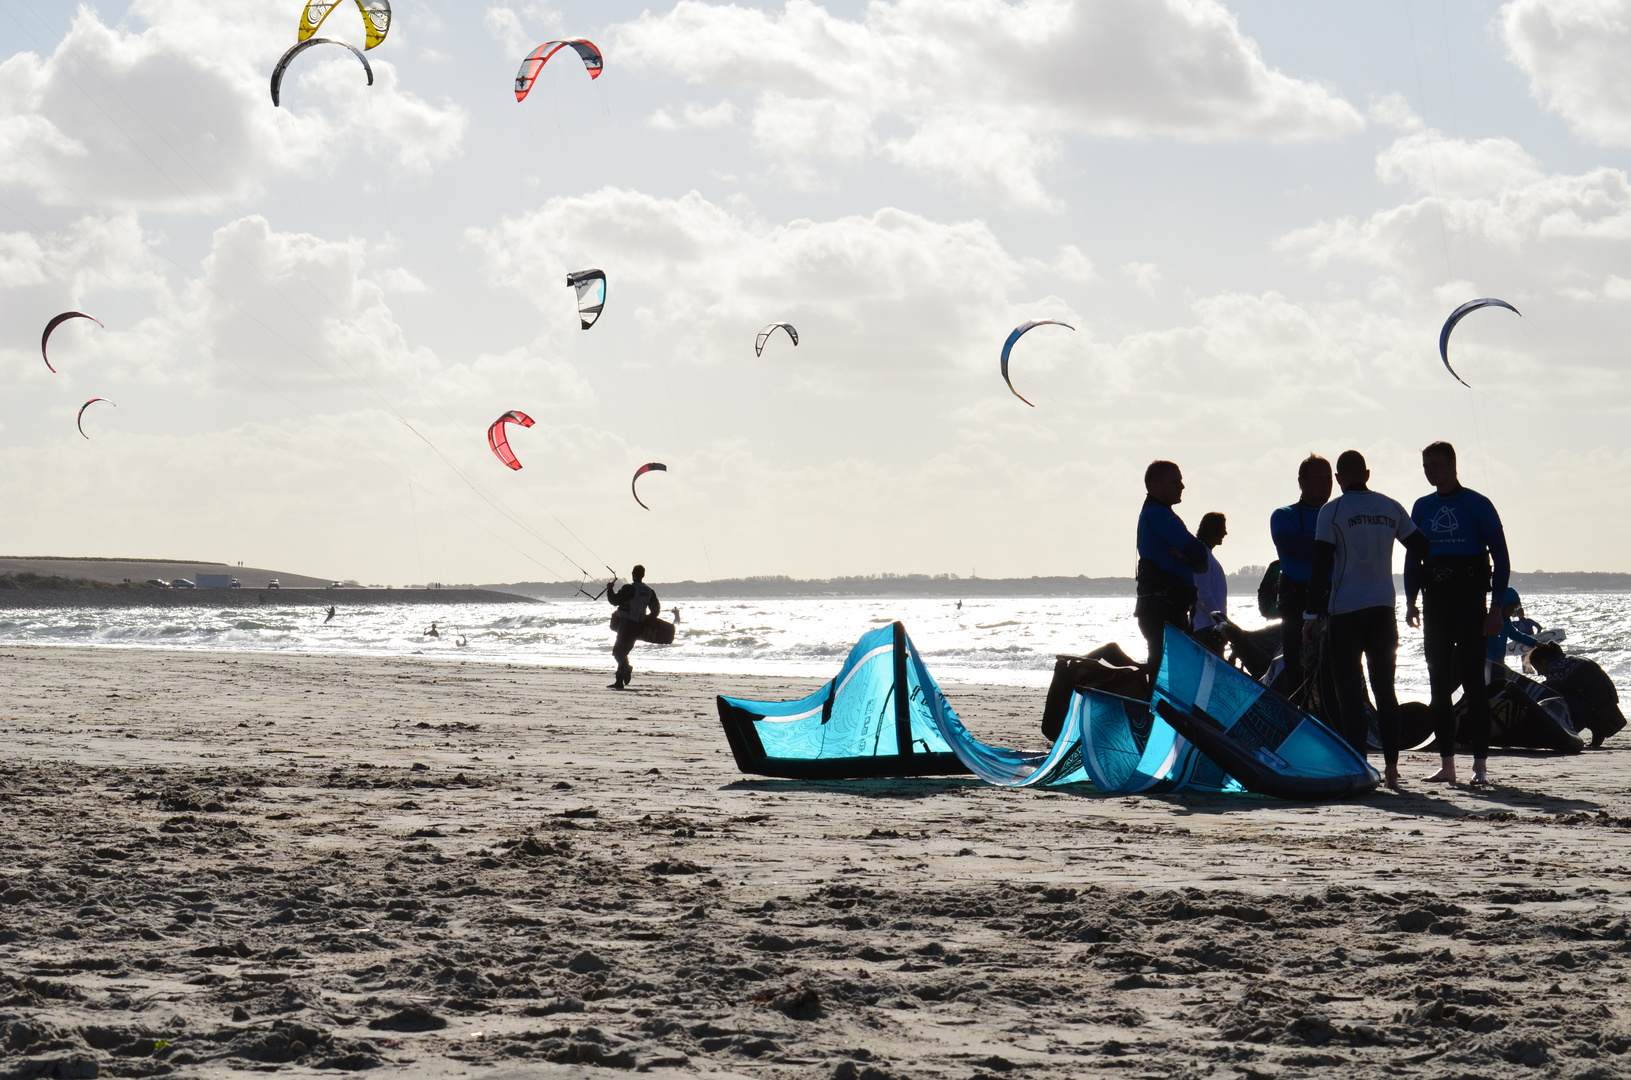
[1403,441,1512,787]
[1269,455,1332,693]
[1135,460,1209,675]
[1306,450,1432,790]
[1485,587,1538,685]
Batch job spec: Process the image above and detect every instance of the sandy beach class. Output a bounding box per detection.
[2,644,1629,1079]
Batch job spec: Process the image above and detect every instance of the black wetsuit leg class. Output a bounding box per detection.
[612,624,640,684]
[1329,607,1400,768]
[1273,578,1310,695]
[1424,590,1491,757]
[1137,602,1189,677]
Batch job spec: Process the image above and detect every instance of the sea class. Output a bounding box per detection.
[3,592,1630,693]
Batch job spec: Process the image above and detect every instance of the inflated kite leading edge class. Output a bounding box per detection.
[1439,298,1519,388]
[755,322,797,356]
[77,398,115,439]
[487,410,534,470]
[271,38,374,107]
[299,0,392,50]
[567,269,606,330]
[515,40,603,101]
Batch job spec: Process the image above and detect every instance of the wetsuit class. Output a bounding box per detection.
[1484,588,1538,684]
[1270,500,1323,692]
[1307,488,1430,768]
[607,580,661,688]
[1403,487,1511,759]
[1135,498,1207,676]
[1543,655,1625,746]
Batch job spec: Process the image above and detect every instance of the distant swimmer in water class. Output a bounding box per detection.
[324,605,336,624]
[425,621,440,639]
[456,635,468,647]
[956,599,963,611]
[671,607,681,624]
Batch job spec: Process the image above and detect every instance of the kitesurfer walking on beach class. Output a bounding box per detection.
[1404,441,1512,787]
[1135,461,1209,675]
[1270,455,1332,693]
[607,565,661,691]
[1306,451,1431,790]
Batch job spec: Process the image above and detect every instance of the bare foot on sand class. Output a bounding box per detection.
[1425,758,1457,783]
[1384,763,1401,790]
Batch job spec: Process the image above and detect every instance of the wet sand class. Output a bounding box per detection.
[1,644,1628,1079]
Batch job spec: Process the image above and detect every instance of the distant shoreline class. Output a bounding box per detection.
[0,588,537,609]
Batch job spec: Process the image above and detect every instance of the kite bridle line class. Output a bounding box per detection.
[2,7,611,583]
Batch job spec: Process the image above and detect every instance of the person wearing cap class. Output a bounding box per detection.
[1484,587,1539,686]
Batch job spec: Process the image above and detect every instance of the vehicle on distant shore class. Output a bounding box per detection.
[328,581,344,589]
[230,579,241,588]
[171,578,195,589]
[268,579,280,589]
[145,579,169,588]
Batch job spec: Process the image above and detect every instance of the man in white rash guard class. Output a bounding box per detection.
[1305,450,1432,790]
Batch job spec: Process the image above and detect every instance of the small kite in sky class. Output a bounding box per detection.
[568,269,606,329]
[272,38,374,107]
[632,462,667,510]
[487,410,534,470]
[77,398,114,439]
[755,323,798,357]
[298,0,392,49]
[515,40,603,102]
[41,311,104,373]
[1438,298,1519,388]
[1000,320,1075,407]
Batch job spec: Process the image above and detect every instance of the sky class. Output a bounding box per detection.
[3,0,1631,586]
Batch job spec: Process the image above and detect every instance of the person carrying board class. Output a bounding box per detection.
[607,564,662,691]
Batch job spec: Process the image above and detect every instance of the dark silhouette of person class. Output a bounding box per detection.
[324,605,336,624]
[607,565,661,690]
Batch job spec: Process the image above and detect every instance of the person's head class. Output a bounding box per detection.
[631,564,646,582]
[1422,440,1458,491]
[1501,586,1523,619]
[1297,454,1333,507]
[1529,641,1564,675]
[1144,460,1184,505]
[1197,512,1227,548]
[1334,449,1370,492]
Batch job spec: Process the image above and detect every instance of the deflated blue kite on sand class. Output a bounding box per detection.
[718,622,1378,800]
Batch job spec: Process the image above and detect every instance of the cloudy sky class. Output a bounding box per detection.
[3,0,1630,585]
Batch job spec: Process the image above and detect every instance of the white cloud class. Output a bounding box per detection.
[1501,0,1631,147]
[467,188,1046,381]
[1120,261,1162,294]
[615,0,1364,208]
[0,3,466,212]
[1375,129,1543,200]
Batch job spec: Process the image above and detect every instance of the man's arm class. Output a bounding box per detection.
[1307,541,1335,616]
[1153,507,1208,572]
[647,590,662,619]
[607,583,627,607]
[1486,528,1512,605]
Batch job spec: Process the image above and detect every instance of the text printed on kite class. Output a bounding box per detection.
[631,462,667,510]
[567,270,606,330]
[41,312,104,374]
[1000,320,1075,407]
[271,38,374,107]
[77,398,115,440]
[515,40,604,102]
[755,323,798,357]
[1439,298,1520,389]
[487,410,535,471]
[298,0,392,50]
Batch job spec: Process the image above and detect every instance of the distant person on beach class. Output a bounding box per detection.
[324,605,336,624]
[1270,454,1332,693]
[1305,450,1431,791]
[1191,512,1229,657]
[671,607,682,624]
[607,565,662,691]
[425,621,439,639]
[1135,460,1209,675]
[1404,440,1511,787]
[1529,642,1626,748]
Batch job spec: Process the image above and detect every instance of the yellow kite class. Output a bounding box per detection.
[298,1,391,50]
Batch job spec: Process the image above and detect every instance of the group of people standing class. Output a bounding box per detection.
[1136,440,1621,791]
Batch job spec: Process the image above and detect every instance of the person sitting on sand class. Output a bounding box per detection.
[607,565,661,691]
[1528,642,1626,748]
[1135,460,1209,675]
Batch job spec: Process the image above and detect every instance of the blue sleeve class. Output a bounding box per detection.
[1403,549,1421,606]
[1154,511,1208,572]
[1475,495,1511,600]
[1506,620,1538,648]
[1271,506,1317,575]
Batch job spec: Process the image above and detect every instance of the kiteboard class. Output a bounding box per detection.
[610,612,676,645]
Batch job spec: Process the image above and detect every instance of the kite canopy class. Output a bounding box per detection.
[298,0,392,50]
[718,622,1378,800]
[1438,298,1519,388]
[755,322,798,357]
[487,410,534,471]
[76,398,114,440]
[1000,319,1074,407]
[41,311,104,373]
[271,38,374,107]
[515,40,604,101]
[567,269,606,330]
[631,461,666,510]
